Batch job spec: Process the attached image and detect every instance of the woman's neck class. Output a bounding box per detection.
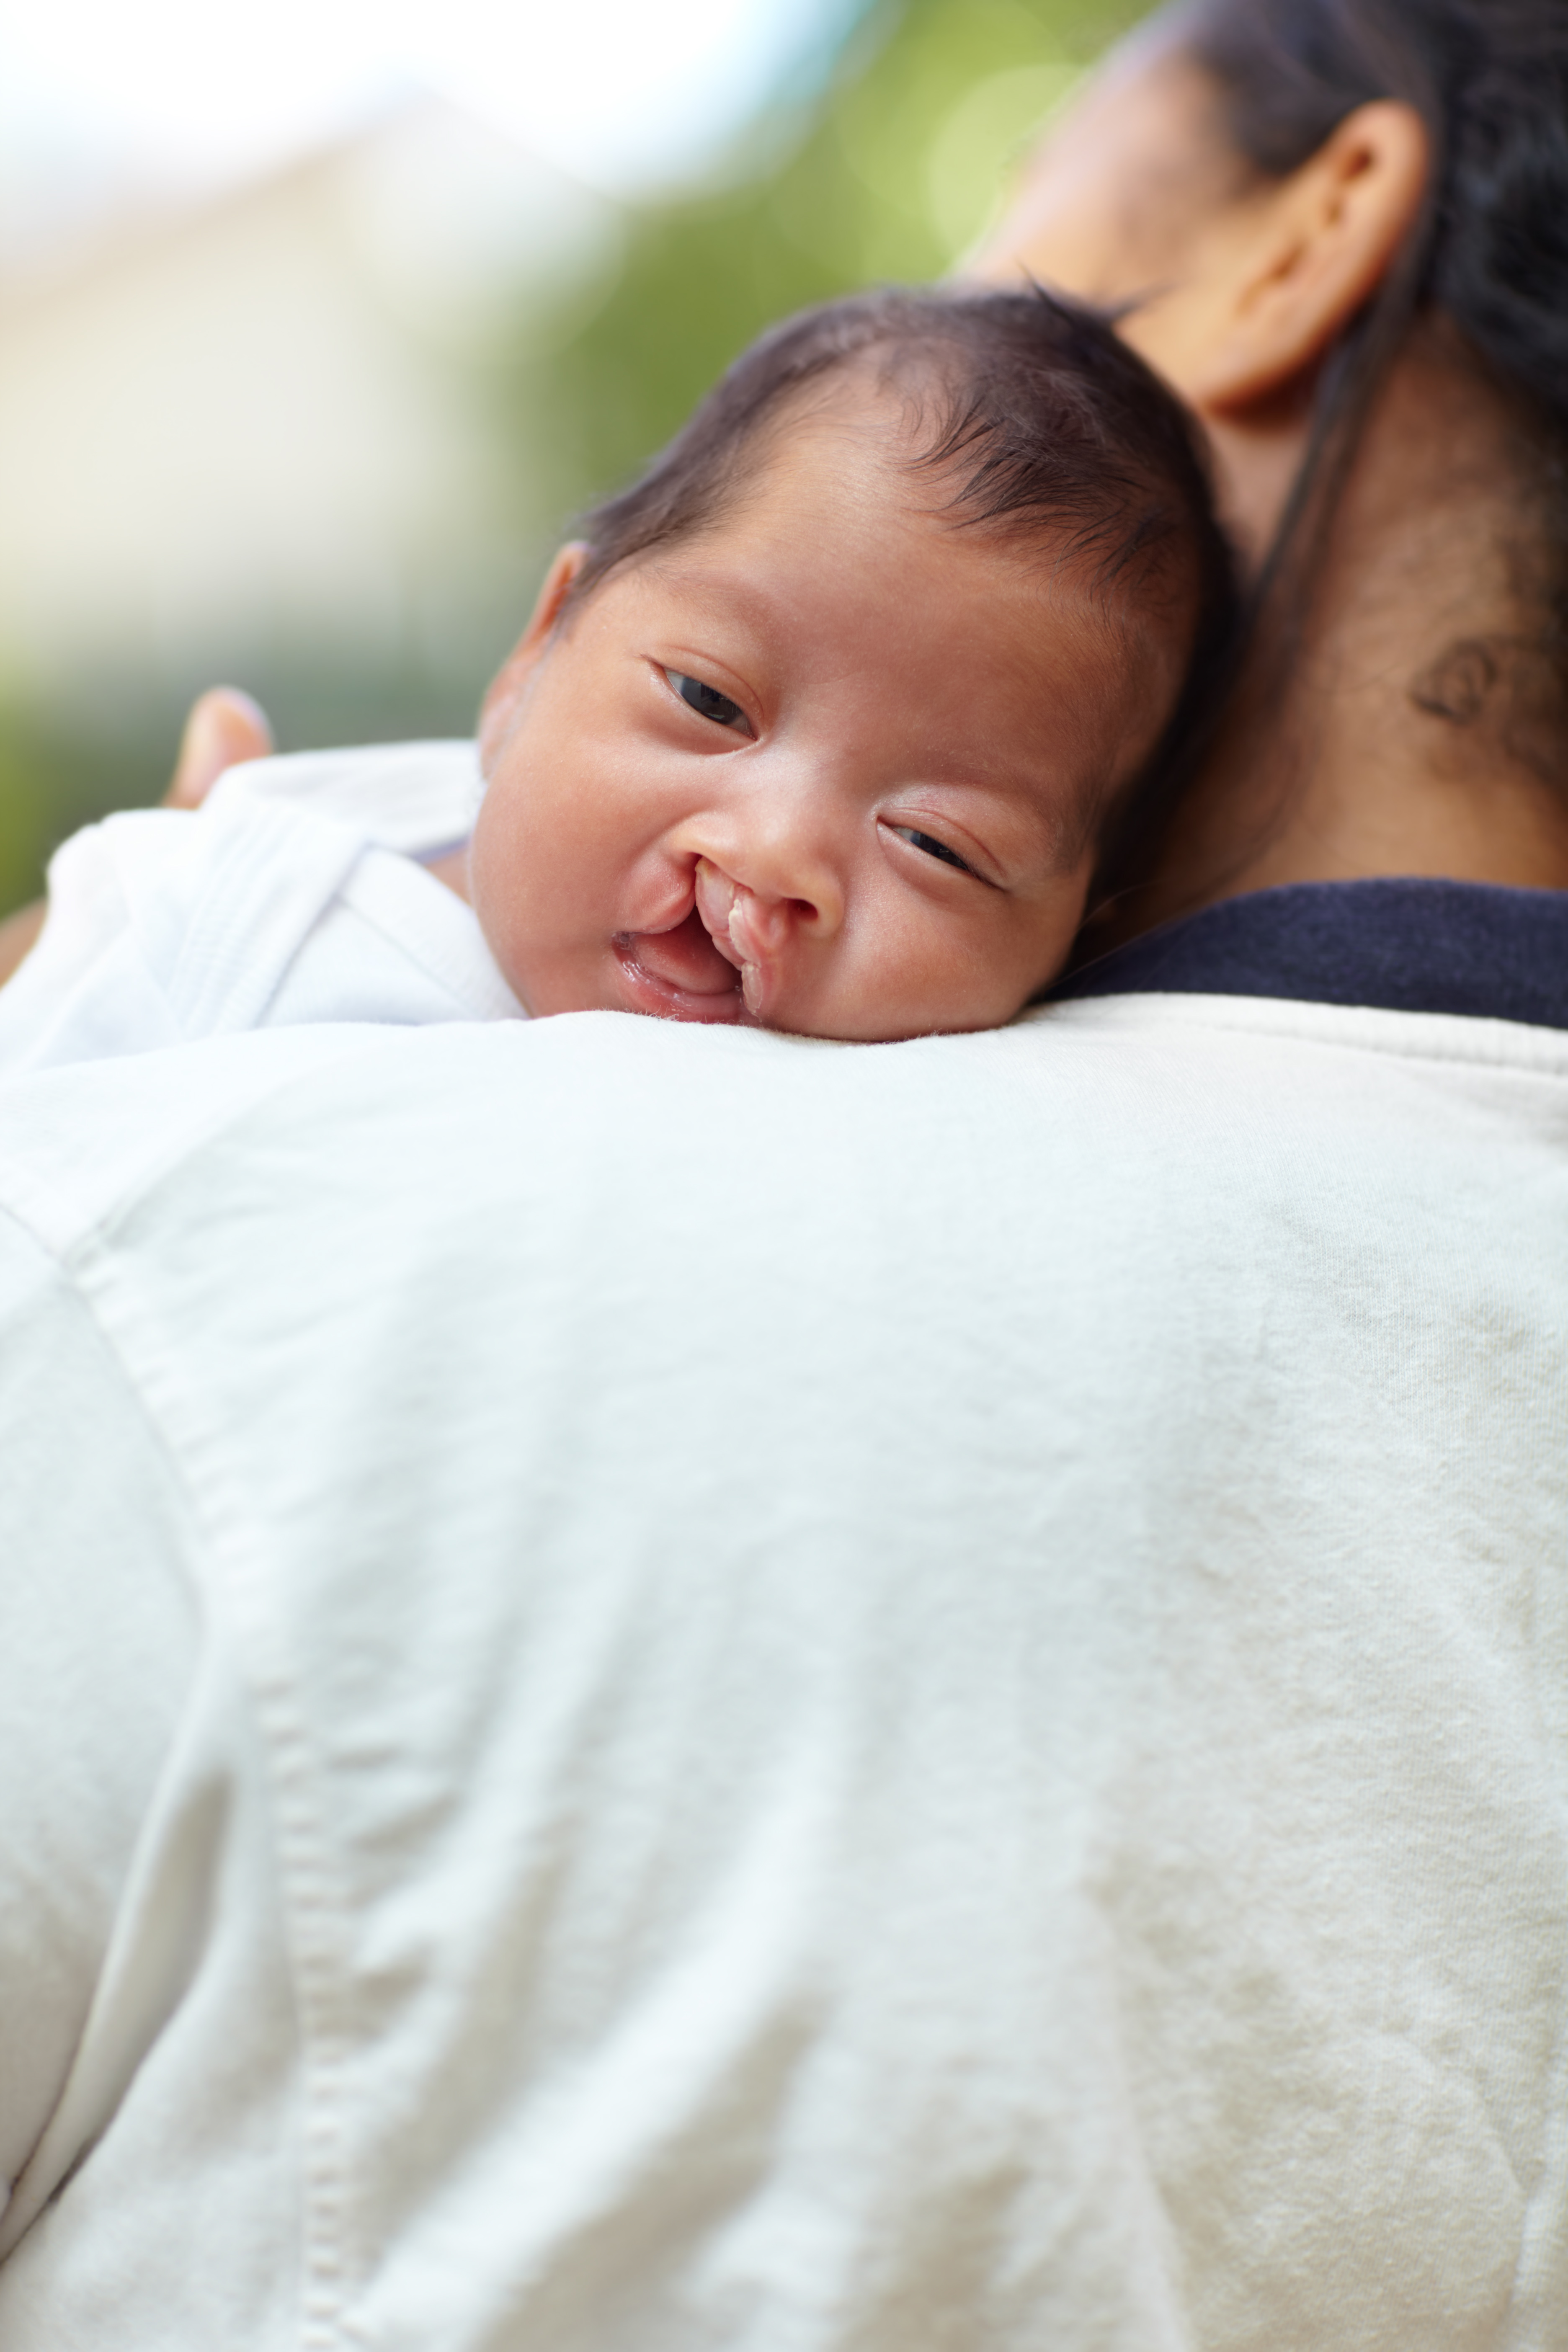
[1102,320,1568,942]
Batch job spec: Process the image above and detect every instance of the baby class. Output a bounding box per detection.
[0,288,1232,1069]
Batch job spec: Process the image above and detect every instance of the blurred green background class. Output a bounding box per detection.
[0,0,1143,915]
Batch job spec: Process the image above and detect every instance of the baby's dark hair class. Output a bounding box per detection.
[567,286,1238,870]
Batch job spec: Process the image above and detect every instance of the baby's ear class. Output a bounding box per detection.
[478,542,589,767]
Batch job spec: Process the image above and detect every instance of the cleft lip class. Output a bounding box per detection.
[694,858,779,1022]
[693,859,745,972]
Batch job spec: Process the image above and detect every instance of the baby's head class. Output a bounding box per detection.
[470,288,1233,1040]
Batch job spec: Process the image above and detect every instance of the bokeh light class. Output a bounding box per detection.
[0,0,859,214]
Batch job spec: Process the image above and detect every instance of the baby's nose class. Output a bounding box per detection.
[694,861,803,1020]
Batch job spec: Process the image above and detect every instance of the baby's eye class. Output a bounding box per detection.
[889,825,977,877]
[665,669,750,734]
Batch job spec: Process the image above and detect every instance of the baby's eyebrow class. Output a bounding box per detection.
[645,562,781,637]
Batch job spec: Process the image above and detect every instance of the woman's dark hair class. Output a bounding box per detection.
[568,287,1237,859]
[1184,0,1568,641]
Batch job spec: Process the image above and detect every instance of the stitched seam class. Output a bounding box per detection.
[165,801,364,1038]
[63,1232,356,2349]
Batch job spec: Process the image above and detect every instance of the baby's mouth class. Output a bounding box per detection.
[612,908,744,1023]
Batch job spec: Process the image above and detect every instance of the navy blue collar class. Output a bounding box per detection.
[1051,878,1568,1033]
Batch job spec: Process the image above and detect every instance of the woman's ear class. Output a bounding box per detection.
[478,541,590,768]
[1158,101,1431,413]
[1114,99,1429,565]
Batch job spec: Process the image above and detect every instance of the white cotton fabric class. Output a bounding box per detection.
[0,992,1566,2350]
[0,741,521,1073]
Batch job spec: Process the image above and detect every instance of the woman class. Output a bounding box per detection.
[1,6,1565,2346]
[984,0,1568,1012]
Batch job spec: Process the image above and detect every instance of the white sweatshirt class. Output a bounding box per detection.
[0,740,521,1073]
[0,988,1564,2349]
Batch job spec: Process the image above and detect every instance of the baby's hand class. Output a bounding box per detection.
[168,688,273,809]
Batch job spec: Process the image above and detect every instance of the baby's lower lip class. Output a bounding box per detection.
[613,911,744,1024]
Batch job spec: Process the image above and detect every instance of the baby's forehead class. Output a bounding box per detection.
[720,370,1174,623]
[735,362,965,508]
[647,441,1161,697]
[615,356,1190,697]
[686,403,1002,597]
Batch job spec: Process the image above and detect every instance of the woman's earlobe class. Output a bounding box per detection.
[477,542,590,767]
[1194,101,1430,414]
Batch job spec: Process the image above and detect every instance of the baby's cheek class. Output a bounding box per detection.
[468,798,550,1007]
[928,882,1088,1034]
[1017,871,1094,999]
[470,802,628,1019]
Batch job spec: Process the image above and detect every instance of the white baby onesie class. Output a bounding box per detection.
[0,741,523,1073]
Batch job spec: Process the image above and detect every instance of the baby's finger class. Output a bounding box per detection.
[166,687,273,810]
[0,901,45,988]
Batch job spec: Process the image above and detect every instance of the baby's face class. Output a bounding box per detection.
[470,397,1179,1040]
